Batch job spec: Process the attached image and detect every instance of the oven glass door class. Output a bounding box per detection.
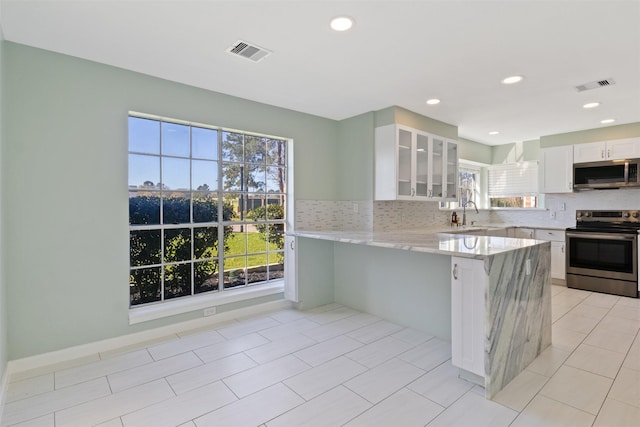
[566,231,637,281]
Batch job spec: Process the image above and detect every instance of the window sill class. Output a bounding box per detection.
[129,281,285,325]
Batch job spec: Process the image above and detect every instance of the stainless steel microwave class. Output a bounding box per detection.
[573,159,640,189]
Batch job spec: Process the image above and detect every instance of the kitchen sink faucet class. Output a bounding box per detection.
[462,200,479,226]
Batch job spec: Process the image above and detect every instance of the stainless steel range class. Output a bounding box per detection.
[566,210,639,298]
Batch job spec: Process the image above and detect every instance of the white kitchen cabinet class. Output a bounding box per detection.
[428,134,459,201]
[608,137,640,159]
[512,227,535,239]
[534,229,565,282]
[375,124,458,201]
[573,137,640,163]
[539,145,573,193]
[486,228,508,237]
[573,141,606,163]
[284,235,299,302]
[451,257,486,377]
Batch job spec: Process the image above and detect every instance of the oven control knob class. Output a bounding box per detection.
[623,212,631,218]
[584,212,590,217]
[633,212,639,219]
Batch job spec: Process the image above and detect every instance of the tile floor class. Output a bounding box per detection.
[2,285,640,427]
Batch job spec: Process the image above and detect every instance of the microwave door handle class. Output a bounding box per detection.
[566,232,637,241]
[625,161,629,183]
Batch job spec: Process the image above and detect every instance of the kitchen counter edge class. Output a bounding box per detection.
[288,229,550,260]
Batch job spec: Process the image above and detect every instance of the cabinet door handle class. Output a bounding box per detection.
[452,264,458,280]
[607,149,611,158]
[290,240,294,250]
[601,150,605,159]
[561,244,564,253]
[411,187,416,197]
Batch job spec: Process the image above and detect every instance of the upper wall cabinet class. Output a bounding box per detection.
[375,124,458,201]
[539,145,573,193]
[573,137,640,163]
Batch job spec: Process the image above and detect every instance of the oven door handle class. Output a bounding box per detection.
[566,231,638,241]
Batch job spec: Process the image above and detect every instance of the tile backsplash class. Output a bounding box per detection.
[295,187,640,232]
[372,200,491,231]
[295,200,373,231]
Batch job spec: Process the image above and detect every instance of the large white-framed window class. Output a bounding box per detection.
[440,161,484,210]
[128,113,288,308]
[458,164,481,208]
[441,160,543,210]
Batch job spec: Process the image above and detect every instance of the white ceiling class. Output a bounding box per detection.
[1,0,639,145]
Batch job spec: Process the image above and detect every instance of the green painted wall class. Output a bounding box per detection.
[336,112,375,201]
[523,139,540,163]
[334,243,451,340]
[394,106,458,139]
[458,137,492,164]
[3,42,339,359]
[0,39,8,379]
[491,140,540,164]
[540,122,640,148]
[373,106,396,128]
[372,106,458,140]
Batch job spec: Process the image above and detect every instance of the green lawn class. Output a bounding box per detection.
[224,232,281,269]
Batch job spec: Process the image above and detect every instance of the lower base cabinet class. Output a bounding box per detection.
[534,229,565,281]
[284,235,298,302]
[451,256,486,377]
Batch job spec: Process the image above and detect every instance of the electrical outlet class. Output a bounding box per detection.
[549,210,556,219]
[203,307,216,316]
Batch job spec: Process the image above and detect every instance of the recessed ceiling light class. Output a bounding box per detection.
[501,75,523,85]
[601,118,616,124]
[330,16,354,31]
[583,102,601,109]
[489,131,500,135]
[426,98,440,105]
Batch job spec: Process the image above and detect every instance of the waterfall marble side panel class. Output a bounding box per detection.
[484,242,552,398]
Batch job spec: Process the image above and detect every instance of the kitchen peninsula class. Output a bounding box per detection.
[291,229,551,398]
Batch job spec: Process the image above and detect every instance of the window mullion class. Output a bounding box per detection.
[218,130,225,291]
[190,126,195,297]
[159,121,165,302]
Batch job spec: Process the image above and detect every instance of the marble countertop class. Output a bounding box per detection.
[290,228,550,259]
[489,223,568,231]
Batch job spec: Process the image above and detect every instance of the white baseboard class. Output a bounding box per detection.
[7,298,291,378]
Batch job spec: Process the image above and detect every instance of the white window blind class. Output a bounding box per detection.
[488,161,538,197]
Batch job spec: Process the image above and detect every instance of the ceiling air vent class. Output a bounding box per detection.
[226,40,272,62]
[575,78,616,92]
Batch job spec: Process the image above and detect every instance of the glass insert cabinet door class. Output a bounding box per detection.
[375,123,459,202]
[445,140,459,201]
[431,135,445,198]
[397,128,413,197]
[415,133,430,197]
